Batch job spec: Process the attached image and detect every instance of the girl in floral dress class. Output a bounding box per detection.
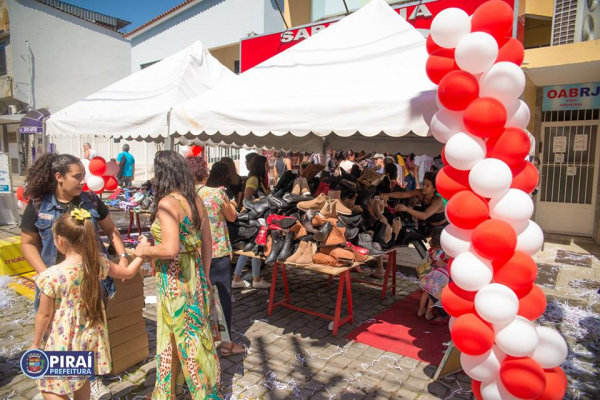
[31,208,148,400]
[418,226,450,321]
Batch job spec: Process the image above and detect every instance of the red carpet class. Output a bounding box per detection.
[346,290,451,366]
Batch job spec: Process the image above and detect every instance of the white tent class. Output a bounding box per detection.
[46,41,235,141]
[170,0,439,153]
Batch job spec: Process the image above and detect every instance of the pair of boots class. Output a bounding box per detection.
[292,177,311,196]
[297,193,352,216]
[286,240,318,265]
[265,230,295,265]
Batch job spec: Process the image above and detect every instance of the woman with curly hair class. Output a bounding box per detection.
[187,157,244,357]
[20,153,127,400]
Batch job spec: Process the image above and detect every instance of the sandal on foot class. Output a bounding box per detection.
[417,309,426,317]
[220,342,246,357]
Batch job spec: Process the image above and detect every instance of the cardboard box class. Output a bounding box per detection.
[106,296,144,319]
[112,270,143,288]
[108,310,144,334]
[111,332,149,361]
[0,236,34,276]
[111,345,150,375]
[109,320,147,347]
[110,280,145,304]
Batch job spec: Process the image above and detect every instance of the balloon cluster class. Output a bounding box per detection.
[178,145,203,158]
[426,2,568,400]
[80,157,119,194]
[16,186,29,210]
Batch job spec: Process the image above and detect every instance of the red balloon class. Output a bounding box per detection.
[511,161,539,194]
[82,183,90,192]
[486,127,531,167]
[500,357,546,399]
[446,258,453,276]
[497,37,525,66]
[517,284,547,321]
[436,166,471,201]
[441,282,476,318]
[191,145,203,156]
[472,380,482,400]
[103,176,118,191]
[89,156,107,176]
[16,186,29,203]
[471,0,514,44]
[441,146,448,165]
[426,34,442,55]
[438,71,479,111]
[538,367,568,400]
[472,219,517,261]
[463,98,507,138]
[493,251,538,292]
[426,49,458,85]
[95,188,104,195]
[451,313,495,356]
[446,191,489,230]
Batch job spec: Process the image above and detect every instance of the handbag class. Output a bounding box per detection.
[209,286,231,343]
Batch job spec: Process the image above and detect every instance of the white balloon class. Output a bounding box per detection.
[514,220,544,256]
[80,158,91,175]
[104,161,119,176]
[494,316,539,357]
[178,145,191,158]
[86,175,105,192]
[461,346,506,382]
[430,108,465,144]
[481,380,520,400]
[469,159,512,199]
[449,316,456,330]
[430,8,471,49]
[445,132,486,171]
[479,62,526,107]
[451,251,493,291]
[435,93,444,110]
[532,326,568,368]
[475,284,519,325]
[455,32,499,75]
[17,200,27,210]
[505,99,531,129]
[440,224,473,258]
[489,189,534,228]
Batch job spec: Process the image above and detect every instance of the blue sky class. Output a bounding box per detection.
[65,0,185,32]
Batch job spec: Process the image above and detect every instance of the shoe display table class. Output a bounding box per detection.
[234,250,357,337]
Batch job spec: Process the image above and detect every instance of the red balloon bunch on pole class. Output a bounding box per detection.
[16,186,29,210]
[427,2,568,399]
[80,156,119,194]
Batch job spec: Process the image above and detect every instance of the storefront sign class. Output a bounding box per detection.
[240,0,518,72]
[553,137,567,153]
[542,82,600,111]
[0,153,11,194]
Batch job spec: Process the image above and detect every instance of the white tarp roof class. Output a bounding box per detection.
[46,41,235,140]
[170,0,438,152]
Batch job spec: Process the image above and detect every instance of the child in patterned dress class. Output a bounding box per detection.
[30,208,149,400]
[418,226,450,321]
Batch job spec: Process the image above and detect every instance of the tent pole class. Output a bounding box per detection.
[342,0,350,15]
[165,109,173,150]
[274,0,289,29]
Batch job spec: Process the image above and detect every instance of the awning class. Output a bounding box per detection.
[19,108,50,134]
[170,0,438,152]
[45,41,234,140]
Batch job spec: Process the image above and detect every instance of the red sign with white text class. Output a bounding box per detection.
[240,0,519,72]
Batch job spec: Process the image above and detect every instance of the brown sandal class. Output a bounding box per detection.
[220,342,246,357]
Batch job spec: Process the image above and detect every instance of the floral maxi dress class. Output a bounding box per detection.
[150,201,221,399]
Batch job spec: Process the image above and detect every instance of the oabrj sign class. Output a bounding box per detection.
[542,83,600,111]
[240,0,518,72]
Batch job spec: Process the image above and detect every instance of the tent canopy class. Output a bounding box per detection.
[46,41,234,140]
[171,0,438,153]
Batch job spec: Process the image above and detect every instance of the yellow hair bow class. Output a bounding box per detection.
[71,208,92,221]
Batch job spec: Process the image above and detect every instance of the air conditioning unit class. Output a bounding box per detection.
[8,105,17,114]
[575,0,600,42]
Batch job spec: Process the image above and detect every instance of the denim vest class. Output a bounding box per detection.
[33,192,116,309]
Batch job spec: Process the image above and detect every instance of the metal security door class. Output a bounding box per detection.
[537,121,599,236]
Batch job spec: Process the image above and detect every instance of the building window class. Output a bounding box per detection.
[234,60,240,74]
[0,43,7,76]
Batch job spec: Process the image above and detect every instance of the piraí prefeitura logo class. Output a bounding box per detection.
[20,349,49,379]
[21,350,94,379]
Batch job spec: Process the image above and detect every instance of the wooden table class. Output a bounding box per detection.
[234,250,357,336]
[127,209,152,239]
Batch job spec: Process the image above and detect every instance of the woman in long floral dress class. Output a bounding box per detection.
[135,150,220,399]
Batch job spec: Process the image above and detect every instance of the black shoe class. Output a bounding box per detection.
[301,209,317,233]
[265,231,284,265]
[373,221,392,249]
[313,221,333,243]
[267,195,288,210]
[277,232,295,262]
[243,241,255,252]
[243,198,270,216]
[344,227,359,240]
[338,214,364,229]
[358,233,385,256]
[283,193,314,203]
[237,220,262,228]
[232,241,246,251]
[237,210,259,222]
[239,226,259,240]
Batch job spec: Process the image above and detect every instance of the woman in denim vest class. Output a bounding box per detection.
[20,153,128,400]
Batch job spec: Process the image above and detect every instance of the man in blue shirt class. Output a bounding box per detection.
[117,144,135,188]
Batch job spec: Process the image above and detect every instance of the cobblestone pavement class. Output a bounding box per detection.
[0,224,598,399]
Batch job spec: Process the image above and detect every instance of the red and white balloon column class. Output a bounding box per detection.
[427,2,568,399]
[80,157,119,193]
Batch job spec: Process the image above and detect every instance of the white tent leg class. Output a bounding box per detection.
[165,109,174,150]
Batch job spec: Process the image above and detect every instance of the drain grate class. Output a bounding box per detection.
[536,264,560,289]
[555,250,593,268]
